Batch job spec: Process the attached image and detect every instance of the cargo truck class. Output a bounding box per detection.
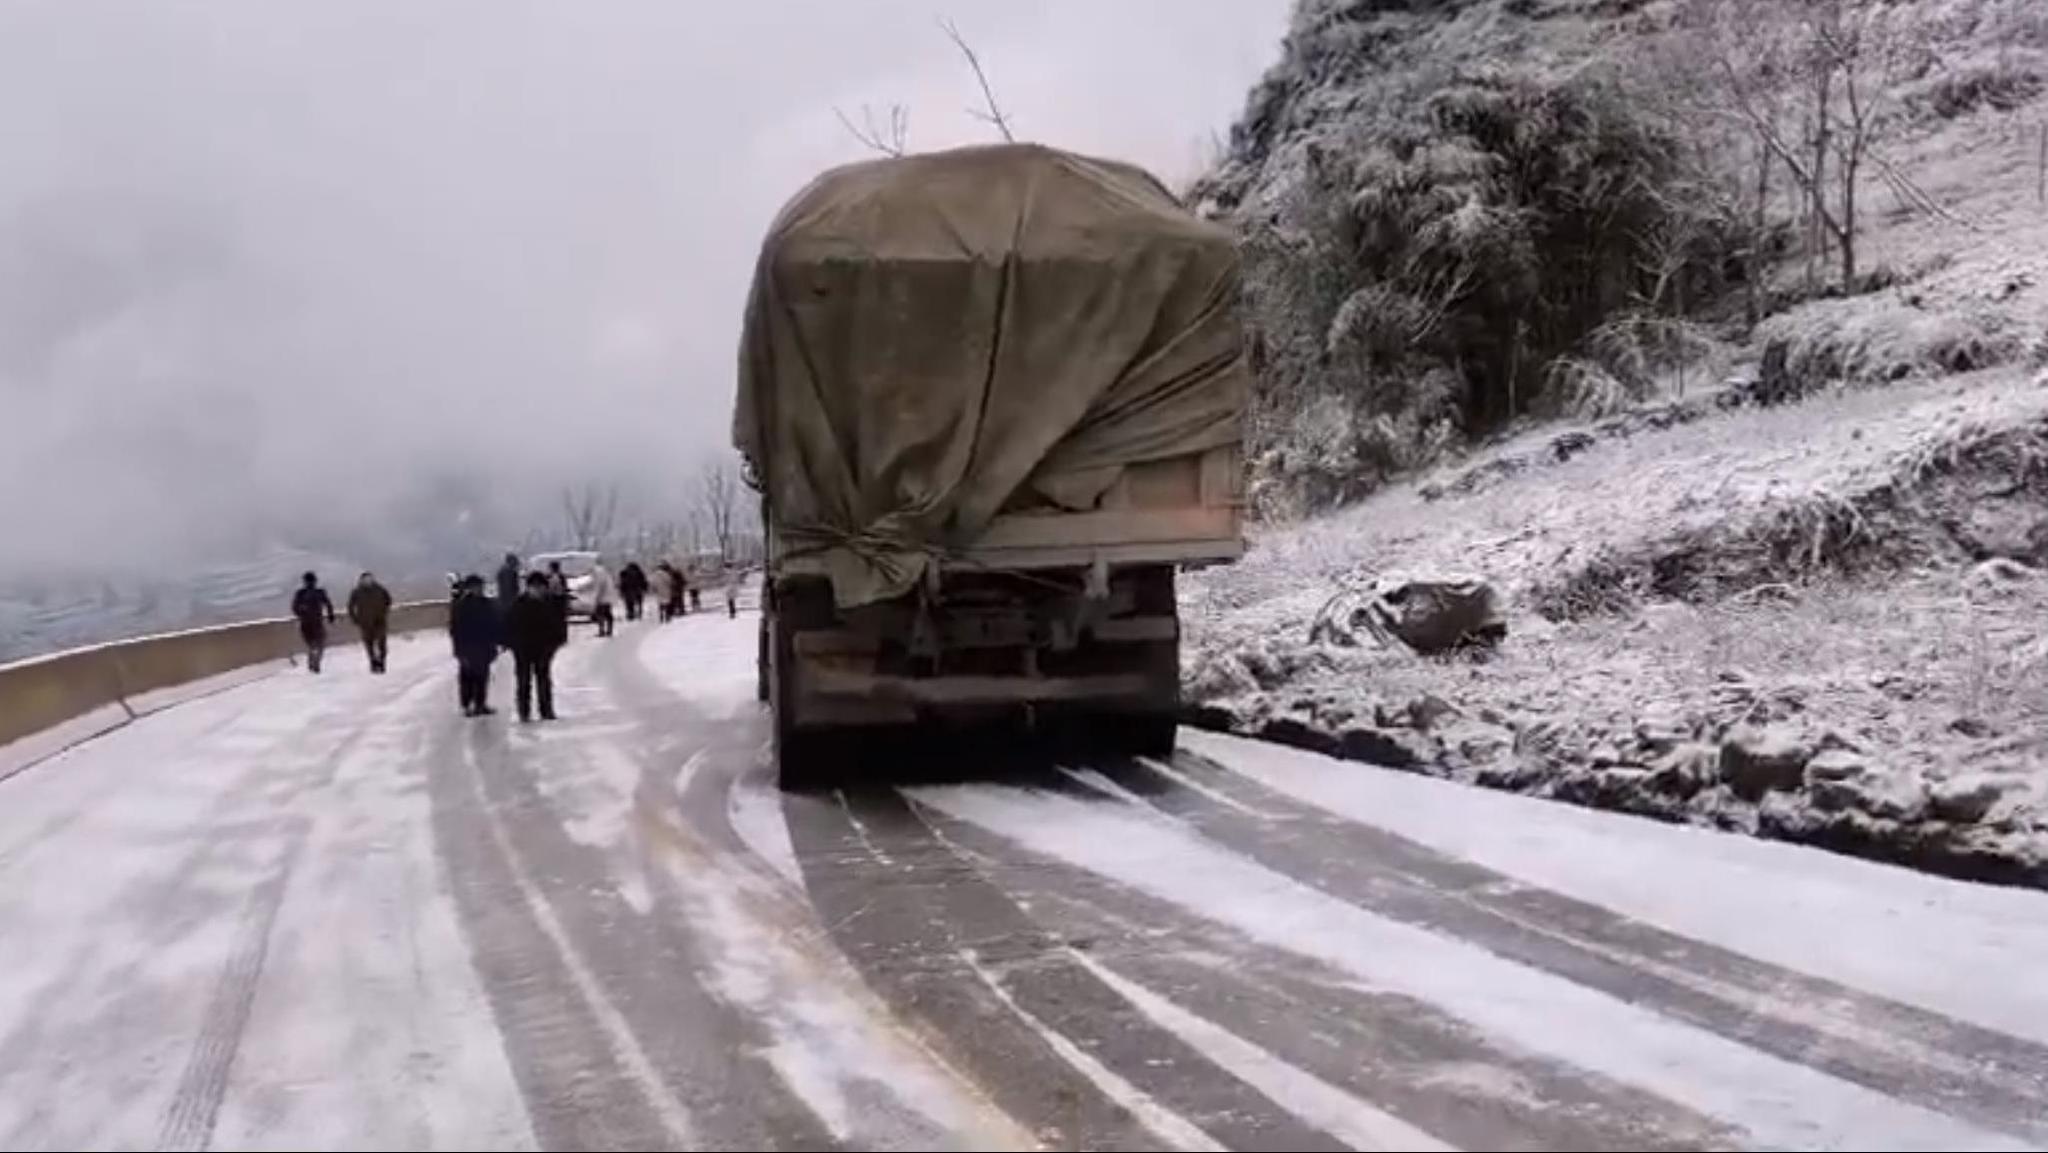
[734,143,1248,788]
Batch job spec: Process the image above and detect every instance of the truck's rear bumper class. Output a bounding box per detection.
[783,618,1176,728]
[793,667,1156,726]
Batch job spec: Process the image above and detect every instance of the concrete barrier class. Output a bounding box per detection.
[0,601,448,755]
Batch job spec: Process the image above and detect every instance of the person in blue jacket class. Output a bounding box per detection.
[448,574,500,716]
[290,572,337,674]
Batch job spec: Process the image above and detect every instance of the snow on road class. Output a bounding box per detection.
[628,616,1025,1149]
[912,780,2033,1151]
[1,611,2044,1150]
[0,637,532,1150]
[1186,730,2048,1043]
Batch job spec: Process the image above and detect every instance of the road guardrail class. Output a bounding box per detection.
[0,601,449,755]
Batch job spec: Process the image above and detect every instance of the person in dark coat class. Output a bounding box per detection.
[448,574,500,716]
[506,571,567,722]
[291,572,337,674]
[495,552,523,616]
[347,571,395,673]
[618,561,649,622]
[665,563,689,620]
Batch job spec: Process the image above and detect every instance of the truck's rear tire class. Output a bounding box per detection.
[770,602,835,791]
[775,712,832,791]
[1101,630,1180,760]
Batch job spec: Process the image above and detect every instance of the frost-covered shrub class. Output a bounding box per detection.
[1222,40,1749,513]
[1758,298,2028,391]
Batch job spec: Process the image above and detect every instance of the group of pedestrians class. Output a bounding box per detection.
[447,566,567,721]
[445,553,578,721]
[606,557,720,622]
[290,571,394,675]
[289,551,747,723]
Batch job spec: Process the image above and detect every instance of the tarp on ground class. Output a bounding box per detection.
[733,143,1248,608]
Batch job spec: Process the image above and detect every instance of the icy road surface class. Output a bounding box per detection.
[2,615,2046,1151]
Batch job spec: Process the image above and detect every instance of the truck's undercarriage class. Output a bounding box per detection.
[761,565,1181,788]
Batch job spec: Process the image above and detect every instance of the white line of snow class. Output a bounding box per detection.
[674,749,707,797]
[1184,730,2048,1044]
[463,739,697,1146]
[1057,766,1157,808]
[912,782,2032,1153]
[835,790,897,867]
[960,947,1225,1153]
[1137,754,1280,818]
[728,760,803,889]
[1071,950,1458,1152]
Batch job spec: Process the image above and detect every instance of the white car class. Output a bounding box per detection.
[528,550,600,621]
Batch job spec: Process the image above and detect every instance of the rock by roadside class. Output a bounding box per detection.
[1189,693,2047,888]
[1183,575,2048,889]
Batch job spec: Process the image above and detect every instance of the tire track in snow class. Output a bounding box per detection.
[915,796,1739,1152]
[426,687,692,1151]
[156,818,309,1152]
[595,624,1041,1150]
[1069,952,1455,1153]
[796,784,1355,1152]
[158,664,443,1151]
[1105,749,2048,1143]
[438,639,839,1151]
[911,774,2032,1151]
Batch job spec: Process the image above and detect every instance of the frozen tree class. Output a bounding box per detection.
[1688,0,1926,292]
[694,461,741,564]
[560,482,620,552]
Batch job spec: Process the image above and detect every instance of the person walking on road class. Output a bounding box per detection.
[652,562,676,623]
[724,573,740,619]
[669,564,690,619]
[507,571,567,721]
[448,574,500,716]
[291,572,337,674]
[347,571,394,673]
[589,560,618,638]
[495,552,522,617]
[618,561,648,622]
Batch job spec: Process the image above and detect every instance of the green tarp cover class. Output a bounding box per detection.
[734,143,1247,607]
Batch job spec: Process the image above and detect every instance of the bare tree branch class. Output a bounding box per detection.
[834,103,909,157]
[938,16,1014,143]
[560,482,620,552]
[694,461,741,564]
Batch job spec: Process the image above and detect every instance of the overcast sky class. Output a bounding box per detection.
[0,0,1289,575]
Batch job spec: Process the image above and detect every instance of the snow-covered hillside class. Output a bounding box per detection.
[1183,0,2048,883]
